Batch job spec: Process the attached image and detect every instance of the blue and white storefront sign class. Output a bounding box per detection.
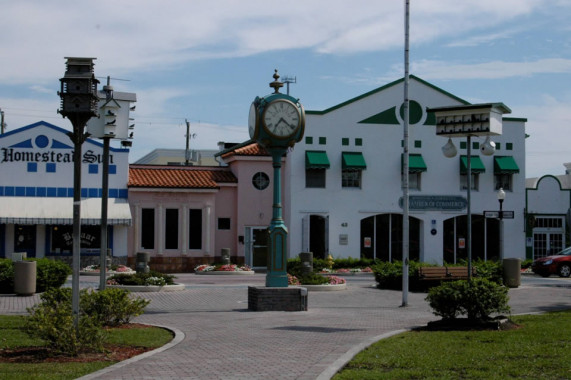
[0,121,131,259]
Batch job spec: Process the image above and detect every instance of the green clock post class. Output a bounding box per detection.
[249,70,305,288]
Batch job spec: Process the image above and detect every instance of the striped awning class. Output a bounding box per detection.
[0,197,132,225]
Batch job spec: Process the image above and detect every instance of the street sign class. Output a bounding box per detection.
[484,211,514,219]
[501,211,514,219]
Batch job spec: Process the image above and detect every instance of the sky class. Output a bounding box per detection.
[1,0,570,178]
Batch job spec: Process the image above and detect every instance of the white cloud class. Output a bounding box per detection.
[521,94,571,177]
[408,58,571,80]
[0,0,552,85]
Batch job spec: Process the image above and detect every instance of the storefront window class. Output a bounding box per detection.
[141,208,155,249]
[50,225,101,255]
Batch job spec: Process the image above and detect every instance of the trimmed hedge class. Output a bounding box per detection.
[373,259,505,291]
[287,256,376,277]
[0,258,71,294]
[425,278,510,320]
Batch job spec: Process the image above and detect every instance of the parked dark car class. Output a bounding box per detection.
[532,247,571,278]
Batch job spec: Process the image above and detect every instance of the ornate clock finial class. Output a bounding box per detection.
[269,69,283,94]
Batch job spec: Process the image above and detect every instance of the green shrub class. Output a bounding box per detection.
[521,259,533,269]
[0,259,14,293]
[331,257,375,269]
[287,257,328,277]
[26,286,151,355]
[25,288,106,356]
[298,272,330,285]
[0,258,71,294]
[372,260,424,290]
[32,258,72,292]
[80,288,150,327]
[457,259,503,285]
[107,270,175,286]
[425,278,510,321]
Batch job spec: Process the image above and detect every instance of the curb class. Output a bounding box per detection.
[76,324,185,380]
[315,329,408,380]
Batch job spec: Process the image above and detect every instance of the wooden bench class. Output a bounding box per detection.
[418,266,475,281]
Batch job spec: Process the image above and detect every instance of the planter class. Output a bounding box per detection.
[106,283,185,292]
[294,283,346,291]
[195,271,255,275]
[323,272,374,276]
[81,270,136,276]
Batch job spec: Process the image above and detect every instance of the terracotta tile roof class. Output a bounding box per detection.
[221,142,269,158]
[128,165,237,189]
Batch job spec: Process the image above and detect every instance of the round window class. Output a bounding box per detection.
[252,172,270,190]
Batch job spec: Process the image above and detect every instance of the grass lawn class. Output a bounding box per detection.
[0,315,173,380]
[334,310,571,380]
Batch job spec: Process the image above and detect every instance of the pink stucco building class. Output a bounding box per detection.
[127,142,285,272]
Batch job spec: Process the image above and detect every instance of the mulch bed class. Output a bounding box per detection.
[0,323,157,364]
[416,317,521,332]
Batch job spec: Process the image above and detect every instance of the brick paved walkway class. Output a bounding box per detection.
[1,274,570,380]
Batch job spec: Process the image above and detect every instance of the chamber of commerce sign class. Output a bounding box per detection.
[399,195,467,211]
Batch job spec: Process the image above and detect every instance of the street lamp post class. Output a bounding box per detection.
[428,103,510,279]
[58,57,99,329]
[86,77,136,290]
[497,188,506,261]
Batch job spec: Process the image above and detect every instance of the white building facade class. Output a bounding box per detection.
[285,76,527,264]
[525,164,571,260]
[0,121,131,264]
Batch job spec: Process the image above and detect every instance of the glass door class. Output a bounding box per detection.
[533,232,564,259]
[248,227,268,269]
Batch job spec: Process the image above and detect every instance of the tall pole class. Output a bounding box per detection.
[71,125,84,328]
[99,135,110,290]
[0,109,5,134]
[185,119,191,166]
[59,57,98,330]
[99,77,113,290]
[266,148,288,287]
[401,0,410,307]
[466,135,472,279]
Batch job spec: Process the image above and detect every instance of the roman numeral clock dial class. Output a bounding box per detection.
[262,99,301,139]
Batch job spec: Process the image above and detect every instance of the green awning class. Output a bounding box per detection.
[305,151,330,169]
[402,154,427,173]
[460,156,486,174]
[494,156,519,174]
[342,152,367,170]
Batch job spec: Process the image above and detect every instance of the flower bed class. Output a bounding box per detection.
[80,264,135,276]
[288,273,347,291]
[105,271,184,292]
[194,264,254,275]
[319,267,373,275]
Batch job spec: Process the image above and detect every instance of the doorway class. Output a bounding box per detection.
[246,227,268,269]
[14,225,36,258]
[301,215,329,260]
[533,232,563,259]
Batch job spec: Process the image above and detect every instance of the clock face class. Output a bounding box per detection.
[248,102,258,139]
[262,99,300,139]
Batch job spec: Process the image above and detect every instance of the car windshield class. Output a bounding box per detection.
[555,247,571,256]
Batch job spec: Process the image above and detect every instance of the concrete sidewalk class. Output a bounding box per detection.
[2,274,570,379]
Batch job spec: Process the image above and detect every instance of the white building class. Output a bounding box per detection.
[525,163,571,260]
[0,121,131,264]
[285,76,526,264]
